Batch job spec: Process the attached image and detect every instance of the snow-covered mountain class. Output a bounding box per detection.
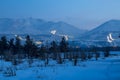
[81,20,120,41]
[0,18,86,38]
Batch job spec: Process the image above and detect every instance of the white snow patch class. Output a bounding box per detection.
[50,30,56,35]
[0,56,120,80]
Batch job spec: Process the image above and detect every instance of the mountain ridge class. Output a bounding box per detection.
[0,18,87,38]
[81,19,120,40]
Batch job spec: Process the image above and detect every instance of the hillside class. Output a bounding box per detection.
[81,20,120,40]
[0,18,86,38]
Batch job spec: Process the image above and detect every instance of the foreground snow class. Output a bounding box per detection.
[0,56,120,80]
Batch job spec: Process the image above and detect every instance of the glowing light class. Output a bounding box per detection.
[50,30,56,35]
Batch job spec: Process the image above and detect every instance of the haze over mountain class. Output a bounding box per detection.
[0,18,87,38]
[81,20,120,40]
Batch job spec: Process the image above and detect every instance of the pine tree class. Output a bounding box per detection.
[15,35,22,54]
[24,35,31,56]
[24,35,37,58]
[104,49,110,57]
[59,37,69,60]
[59,37,68,52]
[8,38,15,54]
[0,36,8,55]
[95,53,100,60]
[50,41,58,60]
[57,53,63,64]
[81,51,86,61]
[39,44,46,60]
[74,55,78,66]
[87,52,92,60]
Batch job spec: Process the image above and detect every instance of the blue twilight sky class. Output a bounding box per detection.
[0,0,120,30]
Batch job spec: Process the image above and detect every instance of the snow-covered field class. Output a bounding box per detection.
[0,56,120,80]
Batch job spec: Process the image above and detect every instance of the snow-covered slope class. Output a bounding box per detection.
[81,20,120,40]
[0,55,120,80]
[0,18,86,38]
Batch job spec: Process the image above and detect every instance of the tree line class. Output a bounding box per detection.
[0,35,110,66]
